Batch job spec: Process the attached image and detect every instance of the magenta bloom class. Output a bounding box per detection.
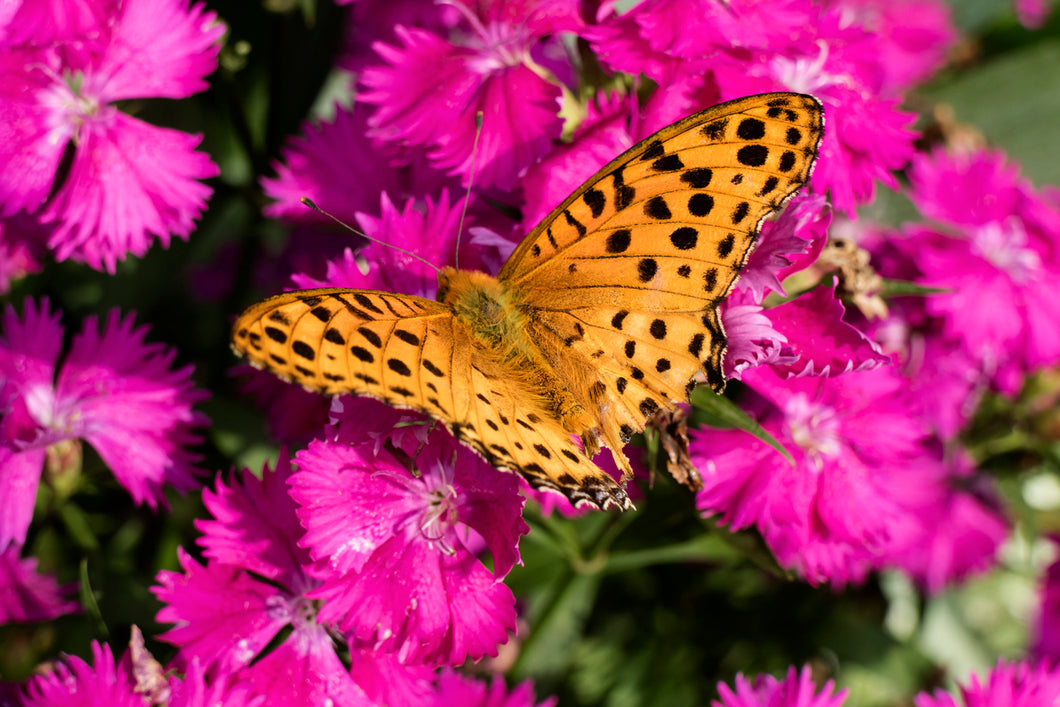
[914,660,1060,707]
[902,147,1060,392]
[0,0,222,271]
[882,451,1007,593]
[0,214,48,293]
[359,0,581,188]
[290,191,498,300]
[20,641,265,707]
[518,92,638,230]
[431,670,557,707]
[290,417,527,666]
[759,282,890,378]
[860,227,987,439]
[0,545,79,623]
[21,642,149,707]
[1015,0,1050,28]
[154,453,407,706]
[0,299,207,550]
[589,0,948,216]
[713,665,848,707]
[690,366,933,586]
[261,103,452,228]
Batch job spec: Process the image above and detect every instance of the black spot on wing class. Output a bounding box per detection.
[736,144,768,167]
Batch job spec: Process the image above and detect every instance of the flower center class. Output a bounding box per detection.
[418,481,458,554]
[972,219,1041,282]
[767,42,853,96]
[784,393,841,470]
[443,0,529,69]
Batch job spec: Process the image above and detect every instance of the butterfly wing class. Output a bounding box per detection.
[500,93,824,454]
[232,288,631,510]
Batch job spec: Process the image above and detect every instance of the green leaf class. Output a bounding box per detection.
[603,533,740,574]
[691,387,794,465]
[512,569,602,683]
[79,559,108,639]
[59,504,100,552]
[879,278,949,297]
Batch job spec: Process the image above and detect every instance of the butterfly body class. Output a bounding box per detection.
[233,93,824,511]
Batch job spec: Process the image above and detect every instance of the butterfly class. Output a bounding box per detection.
[231,92,824,511]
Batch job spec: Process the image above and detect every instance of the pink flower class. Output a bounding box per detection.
[0,214,48,293]
[359,0,582,188]
[21,642,148,707]
[19,640,266,707]
[0,0,222,271]
[760,282,889,378]
[712,26,919,217]
[713,665,848,707]
[1015,0,1050,29]
[154,453,411,706]
[588,0,811,86]
[0,299,207,550]
[902,148,1060,392]
[0,545,79,623]
[860,227,988,438]
[883,450,1007,593]
[828,0,955,90]
[260,103,452,228]
[290,414,527,666]
[430,670,557,707]
[291,191,498,300]
[719,198,885,381]
[913,660,1060,707]
[690,365,933,586]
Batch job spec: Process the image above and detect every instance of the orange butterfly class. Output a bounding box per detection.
[232,92,824,510]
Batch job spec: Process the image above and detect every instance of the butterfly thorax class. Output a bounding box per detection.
[437,267,597,435]
[437,268,529,360]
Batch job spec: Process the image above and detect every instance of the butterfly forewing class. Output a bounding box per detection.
[232,288,455,404]
[501,93,823,303]
[500,92,823,450]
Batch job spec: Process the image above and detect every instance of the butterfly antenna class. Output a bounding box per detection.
[300,197,441,275]
[453,111,484,271]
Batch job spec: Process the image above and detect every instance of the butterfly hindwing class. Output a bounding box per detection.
[455,353,631,509]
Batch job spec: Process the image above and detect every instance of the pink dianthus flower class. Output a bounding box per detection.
[0,545,79,623]
[290,401,527,666]
[713,665,848,707]
[901,147,1060,393]
[0,0,222,271]
[691,366,931,586]
[0,299,208,550]
[914,660,1060,707]
[359,0,582,188]
[153,453,420,705]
